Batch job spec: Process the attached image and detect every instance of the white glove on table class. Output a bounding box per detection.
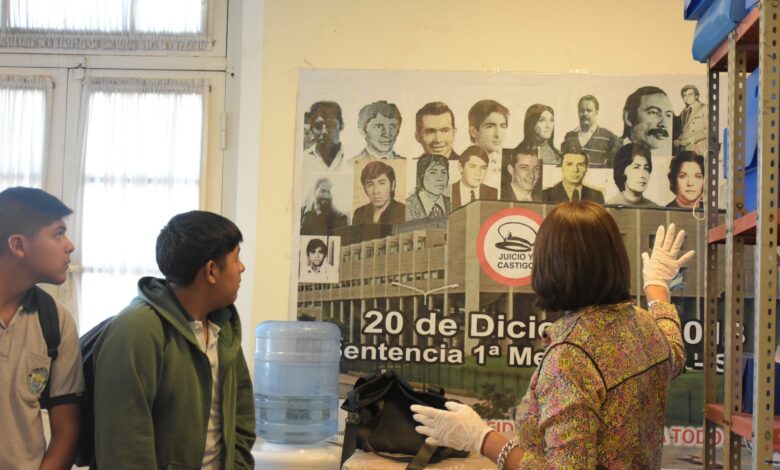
[641,223,695,291]
[411,401,493,454]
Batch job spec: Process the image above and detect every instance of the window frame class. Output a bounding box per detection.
[0,64,227,327]
[0,0,237,332]
[55,67,225,324]
[0,66,67,193]
[0,0,227,57]
[61,67,226,213]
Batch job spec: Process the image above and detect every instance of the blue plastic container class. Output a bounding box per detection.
[685,0,715,20]
[686,0,755,20]
[254,321,341,444]
[723,67,760,211]
[742,355,780,415]
[691,0,755,62]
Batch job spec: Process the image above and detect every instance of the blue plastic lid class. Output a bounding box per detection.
[255,320,340,338]
[684,0,714,21]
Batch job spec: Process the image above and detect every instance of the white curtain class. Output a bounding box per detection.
[0,0,209,50]
[75,77,207,332]
[0,74,51,190]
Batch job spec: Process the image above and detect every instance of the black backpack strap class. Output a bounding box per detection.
[74,314,116,468]
[406,442,438,470]
[357,438,439,468]
[22,286,60,408]
[340,409,360,466]
[340,372,384,466]
[21,286,61,360]
[34,289,60,361]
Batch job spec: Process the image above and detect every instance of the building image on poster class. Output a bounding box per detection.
[291,69,723,468]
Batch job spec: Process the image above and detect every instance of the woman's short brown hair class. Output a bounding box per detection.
[531,201,631,312]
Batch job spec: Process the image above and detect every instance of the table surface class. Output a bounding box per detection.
[342,450,495,470]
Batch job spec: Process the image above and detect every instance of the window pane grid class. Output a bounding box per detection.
[78,80,205,332]
[0,0,210,51]
[0,75,50,191]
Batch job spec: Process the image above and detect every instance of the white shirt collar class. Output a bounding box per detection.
[417,189,444,215]
[459,180,479,204]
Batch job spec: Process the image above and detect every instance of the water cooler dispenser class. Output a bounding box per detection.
[252,321,342,470]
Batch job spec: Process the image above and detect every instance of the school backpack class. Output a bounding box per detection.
[73,315,115,467]
[24,286,60,408]
[32,285,115,467]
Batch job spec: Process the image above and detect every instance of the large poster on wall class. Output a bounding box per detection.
[292,69,720,468]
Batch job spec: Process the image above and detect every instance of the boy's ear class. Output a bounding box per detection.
[204,260,219,285]
[6,234,26,258]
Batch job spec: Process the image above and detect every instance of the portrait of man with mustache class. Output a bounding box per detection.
[620,86,674,153]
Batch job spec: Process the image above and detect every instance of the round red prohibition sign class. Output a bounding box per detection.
[476,207,544,287]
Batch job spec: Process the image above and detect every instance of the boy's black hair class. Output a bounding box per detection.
[156,210,243,286]
[306,238,328,255]
[0,187,73,254]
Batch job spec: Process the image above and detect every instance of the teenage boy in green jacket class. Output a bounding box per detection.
[93,211,255,469]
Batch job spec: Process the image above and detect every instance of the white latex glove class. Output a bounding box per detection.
[411,401,492,454]
[641,223,695,291]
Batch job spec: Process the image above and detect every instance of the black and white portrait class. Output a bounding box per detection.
[406,153,451,221]
[415,101,459,161]
[304,101,346,173]
[352,160,406,225]
[674,85,707,157]
[511,104,559,166]
[352,101,404,161]
[451,145,498,209]
[620,86,674,154]
[500,147,542,202]
[560,95,620,168]
[542,149,604,204]
[299,236,340,283]
[300,177,350,235]
[606,144,658,207]
[468,100,509,188]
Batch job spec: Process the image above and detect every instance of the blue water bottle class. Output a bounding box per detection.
[254,321,341,444]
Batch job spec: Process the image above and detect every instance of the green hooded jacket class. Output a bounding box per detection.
[93,277,255,469]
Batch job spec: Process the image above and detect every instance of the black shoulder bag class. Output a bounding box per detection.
[340,370,469,470]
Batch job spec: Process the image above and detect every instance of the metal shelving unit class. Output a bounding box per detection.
[703,2,780,468]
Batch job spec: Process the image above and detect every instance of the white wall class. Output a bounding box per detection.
[224,0,265,361]
[246,0,704,331]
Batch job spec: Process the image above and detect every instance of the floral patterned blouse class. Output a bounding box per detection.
[513,301,685,469]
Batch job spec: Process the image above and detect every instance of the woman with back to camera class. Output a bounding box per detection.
[412,201,692,469]
[607,143,658,207]
[515,104,560,165]
[667,151,704,209]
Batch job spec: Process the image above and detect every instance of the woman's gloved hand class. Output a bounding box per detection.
[641,223,695,291]
[411,401,493,454]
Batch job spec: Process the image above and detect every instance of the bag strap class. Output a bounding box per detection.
[406,442,439,470]
[22,286,61,360]
[353,425,441,468]
[35,289,60,361]
[22,286,60,409]
[340,409,360,466]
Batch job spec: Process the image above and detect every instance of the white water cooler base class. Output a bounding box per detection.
[252,441,341,470]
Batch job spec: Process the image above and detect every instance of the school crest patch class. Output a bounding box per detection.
[27,367,49,395]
